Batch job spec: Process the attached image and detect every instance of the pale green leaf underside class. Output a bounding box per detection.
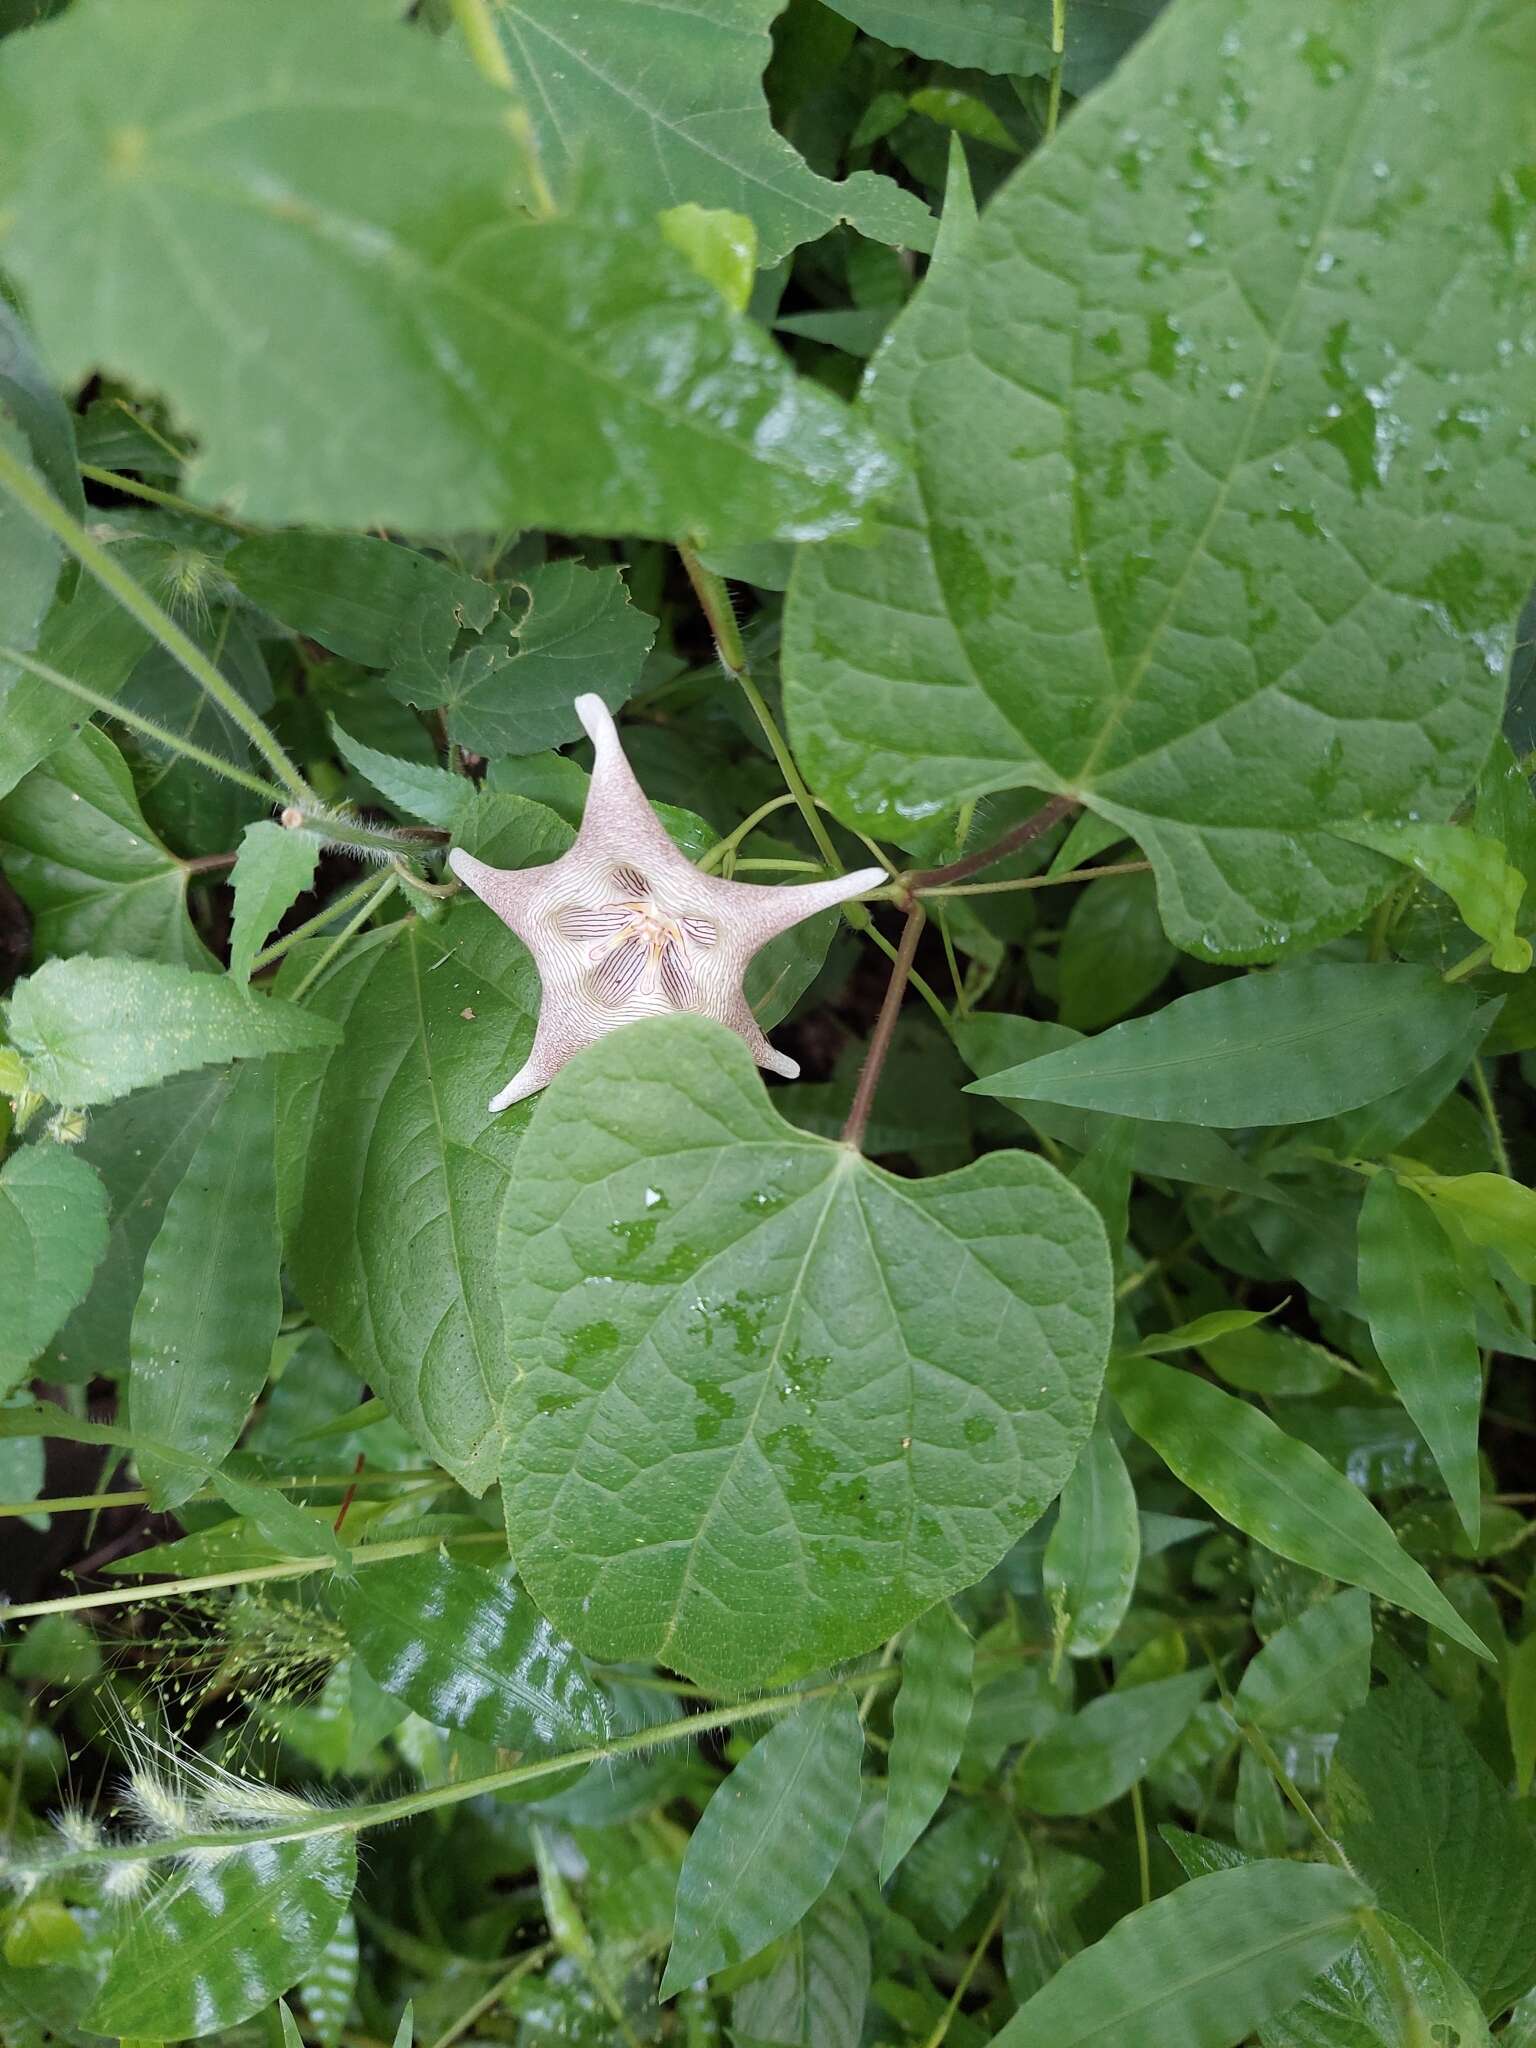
[0,1147,109,1393]
[498,1015,1112,1689]
[0,0,893,543]
[492,0,936,267]
[785,0,1536,959]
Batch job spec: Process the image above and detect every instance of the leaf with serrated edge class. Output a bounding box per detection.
[0,0,894,542]
[660,1692,864,1995]
[1109,1359,1490,1660]
[785,0,1535,960]
[0,1147,108,1394]
[498,1014,1112,1688]
[491,0,934,267]
[4,957,338,1107]
[228,822,321,984]
[129,1060,281,1508]
[880,1601,975,1882]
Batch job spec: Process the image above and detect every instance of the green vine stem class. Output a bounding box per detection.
[249,871,398,976]
[0,435,313,804]
[0,1469,442,1520]
[0,643,280,803]
[288,871,399,1001]
[78,462,253,533]
[32,1672,895,1879]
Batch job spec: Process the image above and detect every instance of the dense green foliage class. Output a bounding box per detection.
[1,0,1534,2043]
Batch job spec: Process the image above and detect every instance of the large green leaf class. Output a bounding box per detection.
[659,1692,864,1996]
[731,1886,870,2048]
[1233,1590,1372,1735]
[428,562,658,760]
[498,1014,1112,1689]
[879,1600,975,1883]
[4,957,338,1107]
[1109,1359,1489,1659]
[1014,1669,1209,1816]
[38,1068,227,1380]
[0,724,214,968]
[490,0,934,267]
[1358,1173,1483,1544]
[128,1060,280,1507]
[0,1146,108,1394]
[333,1552,611,1756]
[0,0,893,543]
[992,1860,1367,2047]
[1330,1672,1536,2015]
[784,0,1535,959]
[225,533,495,669]
[820,0,1163,90]
[86,1835,357,2042]
[1043,1417,1141,1656]
[277,898,544,1491]
[966,965,1484,1126]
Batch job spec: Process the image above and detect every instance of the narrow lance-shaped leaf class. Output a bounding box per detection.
[785,0,1535,960]
[0,1147,109,1395]
[332,1552,611,1757]
[1358,1172,1483,1545]
[966,965,1484,1127]
[732,1888,871,2048]
[660,1692,864,1996]
[498,1014,1112,1689]
[0,0,895,542]
[880,1600,975,1883]
[1408,1170,1536,1286]
[1044,1421,1141,1656]
[1014,1670,1210,1817]
[295,1908,358,2048]
[1233,1590,1372,1734]
[5,957,339,1108]
[86,1835,357,2042]
[991,1861,1368,2048]
[228,823,322,984]
[129,1060,282,1509]
[1109,1359,1490,1660]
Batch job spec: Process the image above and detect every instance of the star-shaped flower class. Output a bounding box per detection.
[448,693,885,1113]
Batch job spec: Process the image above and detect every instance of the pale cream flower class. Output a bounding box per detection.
[449,694,883,1113]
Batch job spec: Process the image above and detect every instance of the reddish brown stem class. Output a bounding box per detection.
[841,900,926,1151]
[907,793,1077,893]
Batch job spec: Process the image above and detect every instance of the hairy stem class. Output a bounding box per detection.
[907,793,1078,893]
[0,438,313,803]
[289,872,398,1000]
[0,644,280,802]
[280,806,448,860]
[917,858,1151,899]
[249,871,397,975]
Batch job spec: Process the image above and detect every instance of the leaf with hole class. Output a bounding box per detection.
[498,1014,1112,1688]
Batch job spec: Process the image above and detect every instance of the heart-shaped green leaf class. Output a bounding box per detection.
[498,1015,1112,1688]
